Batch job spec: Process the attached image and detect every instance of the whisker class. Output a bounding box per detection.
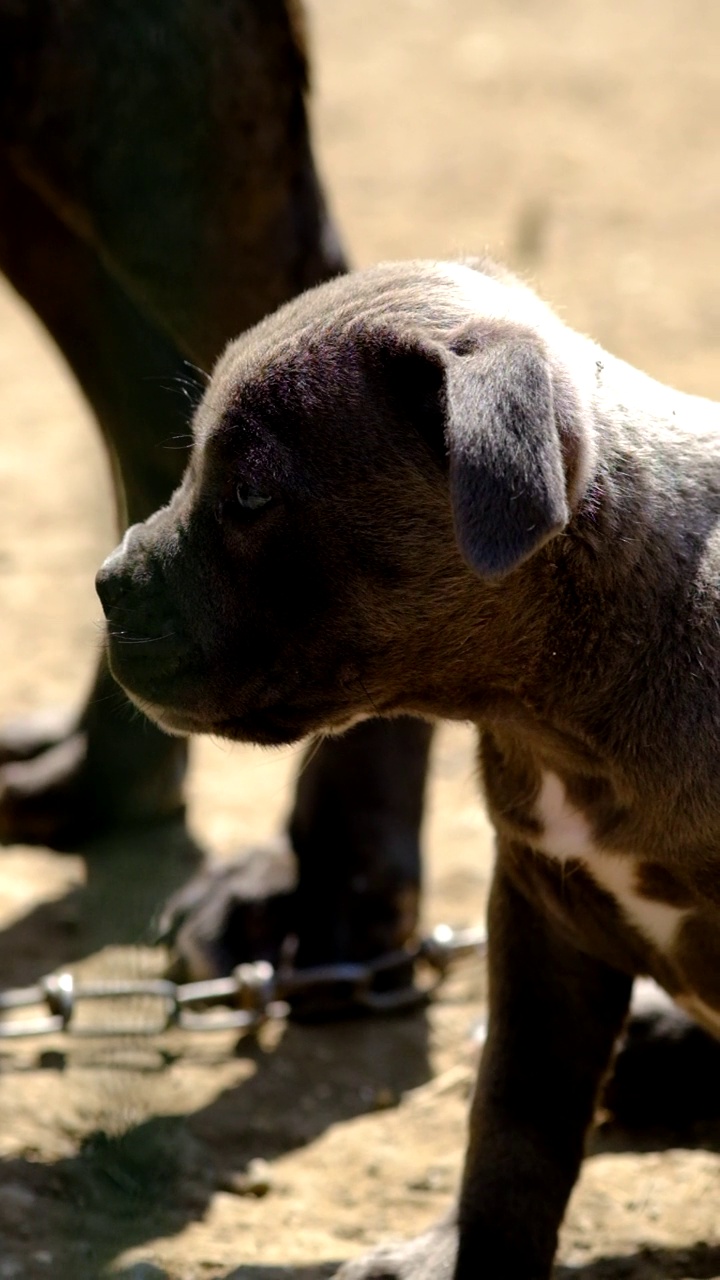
[357,675,381,719]
[88,688,131,709]
[296,733,324,776]
[108,631,176,645]
[182,359,209,384]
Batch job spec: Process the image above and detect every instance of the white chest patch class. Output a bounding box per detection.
[533,772,689,956]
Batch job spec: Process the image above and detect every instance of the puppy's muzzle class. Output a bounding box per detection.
[96,523,144,615]
[96,525,193,704]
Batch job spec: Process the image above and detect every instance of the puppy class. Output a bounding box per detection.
[97,258,720,1280]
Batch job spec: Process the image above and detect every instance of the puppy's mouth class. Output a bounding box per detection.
[109,632,384,746]
[131,693,372,747]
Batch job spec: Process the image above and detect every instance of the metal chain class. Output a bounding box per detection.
[0,924,486,1040]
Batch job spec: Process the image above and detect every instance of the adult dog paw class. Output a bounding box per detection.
[0,703,187,849]
[159,841,298,979]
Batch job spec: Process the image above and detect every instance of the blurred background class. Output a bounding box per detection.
[0,1,719,1277]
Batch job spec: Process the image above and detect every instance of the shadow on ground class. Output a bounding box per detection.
[0,818,204,989]
[556,1243,720,1280]
[212,1245,720,1280]
[1,822,719,1279]
[1,993,431,1276]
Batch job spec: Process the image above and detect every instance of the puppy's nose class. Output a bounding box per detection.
[95,524,142,615]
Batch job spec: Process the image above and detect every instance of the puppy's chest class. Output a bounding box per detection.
[490,765,720,1038]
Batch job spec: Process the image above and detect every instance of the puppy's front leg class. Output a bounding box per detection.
[336,856,632,1280]
[456,856,632,1278]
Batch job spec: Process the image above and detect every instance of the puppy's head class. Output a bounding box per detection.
[96,260,595,744]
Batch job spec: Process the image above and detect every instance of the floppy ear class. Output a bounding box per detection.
[444,332,570,578]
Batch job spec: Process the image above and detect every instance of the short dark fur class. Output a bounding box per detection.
[97,259,720,1280]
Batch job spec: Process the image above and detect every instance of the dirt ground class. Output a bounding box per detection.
[1,0,720,1276]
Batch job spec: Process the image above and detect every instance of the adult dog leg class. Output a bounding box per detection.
[0,165,190,846]
[289,717,433,966]
[0,0,346,844]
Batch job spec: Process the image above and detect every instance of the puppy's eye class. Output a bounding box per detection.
[235,484,272,512]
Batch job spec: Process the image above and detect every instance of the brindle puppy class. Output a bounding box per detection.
[97,257,720,1280]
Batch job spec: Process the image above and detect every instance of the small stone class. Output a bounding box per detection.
[219,1157,274,1198]
[406,1165,453,1193]
[38,1050,65,1071]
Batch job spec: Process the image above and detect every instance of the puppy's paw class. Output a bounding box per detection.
[336,1221,457,1280]
[159,841,298,979]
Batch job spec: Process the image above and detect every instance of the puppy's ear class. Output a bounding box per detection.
[444,332,571,578]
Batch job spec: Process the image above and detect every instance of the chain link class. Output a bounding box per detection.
[0,924,486,1040]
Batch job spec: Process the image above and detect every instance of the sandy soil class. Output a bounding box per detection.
[1,1,720,1276]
